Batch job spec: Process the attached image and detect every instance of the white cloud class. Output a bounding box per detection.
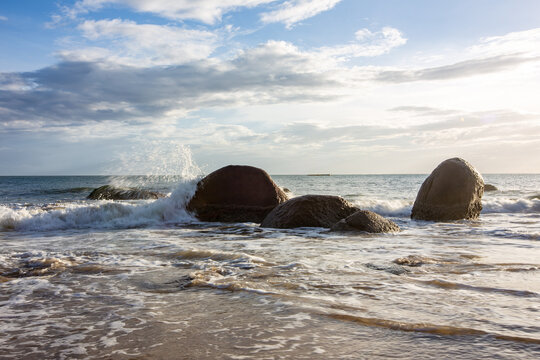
[58,19,218,66]
[319,27,407,60]
[65,0,275,24]
[260,0,341,28]
[375,54,538,83]
[0,15,8,21]
[469,28,540,57]
[0,40,346,131]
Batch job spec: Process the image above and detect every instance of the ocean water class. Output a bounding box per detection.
[0,172,539,359]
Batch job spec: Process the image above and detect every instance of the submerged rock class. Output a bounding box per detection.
[261,195,358,229]
[484,184,498,192]
[331,210,400,233]
[87,185,165,200]
[411,158,484,221]
[1,257,72,279]
[187,165,288,223]
[365,263,409,275]
[393,255,435,267]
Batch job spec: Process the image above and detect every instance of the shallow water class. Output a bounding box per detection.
[0,174,539,359]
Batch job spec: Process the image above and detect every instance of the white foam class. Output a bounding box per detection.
[0,177,199,231]
[482,197,540,214]
[352,198,412,217]
[355,197,540,217]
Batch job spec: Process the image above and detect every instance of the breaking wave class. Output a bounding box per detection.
[0,180,198,231]
[353,196,540,217]
[482,197,540,214]
[352,199,412,217]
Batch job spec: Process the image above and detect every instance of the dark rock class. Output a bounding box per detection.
[187,165,288,223]
[331,210,400,233]
[87,185,165,200]
[411,158,484,221]
[484,184,498,192]
[365,263,409,275]
[261,195,358,229]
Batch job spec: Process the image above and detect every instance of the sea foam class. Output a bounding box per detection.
[482,197,540,214]
[352,199,412,217]
[0,178,199,232]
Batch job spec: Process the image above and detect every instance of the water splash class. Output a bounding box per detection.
[106,141,202,190]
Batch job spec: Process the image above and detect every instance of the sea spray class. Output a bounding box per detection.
[106,142,202,191]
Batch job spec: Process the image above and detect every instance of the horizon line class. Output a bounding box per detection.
[1,173,539,177]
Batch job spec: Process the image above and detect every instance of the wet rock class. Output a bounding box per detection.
[88,185,165,200]
[187,165,288,223]
[411,158,484,221]
[484,184,498,192]
[261,195,358,229]
[0,258,72,278]
[331,210,400,233]
[365,263,409,275]
[393,255,435,267]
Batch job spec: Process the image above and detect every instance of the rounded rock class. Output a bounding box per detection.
[261,195,358,229]
[331,210,400,233]
[411,158,484,221]
[187,165,288,223]
[484,184,498,192]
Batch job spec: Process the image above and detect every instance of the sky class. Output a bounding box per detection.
[1,0,539,175]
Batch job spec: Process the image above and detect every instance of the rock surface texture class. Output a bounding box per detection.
[187,165,288,223]
[87,185,165,200]
[411,158,484,221]
[261,195,358,229]
[331,210,400,233]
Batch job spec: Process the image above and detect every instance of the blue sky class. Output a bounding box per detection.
[1,0,539,174]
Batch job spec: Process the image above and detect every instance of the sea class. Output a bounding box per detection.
[0,171,539,359]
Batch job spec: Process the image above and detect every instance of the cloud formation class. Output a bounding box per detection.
[57,0,343,27]
[260,0,342,28]
[319,27,407,59]
[375,54,538,83]
[61,0,273,24]
[2,25,539,137]
[59,19,218,66]
[0,41,344,132]
[469,28,540,57]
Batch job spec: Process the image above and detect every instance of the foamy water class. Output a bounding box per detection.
[1,173,539,359]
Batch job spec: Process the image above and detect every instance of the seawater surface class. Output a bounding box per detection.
[0,174,539,359]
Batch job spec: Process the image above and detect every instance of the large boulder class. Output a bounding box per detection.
[187,165,288,223]
[88,185,165,200]
[331,210,400,233]
[411,158,484,221]
[261,195,358,229]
